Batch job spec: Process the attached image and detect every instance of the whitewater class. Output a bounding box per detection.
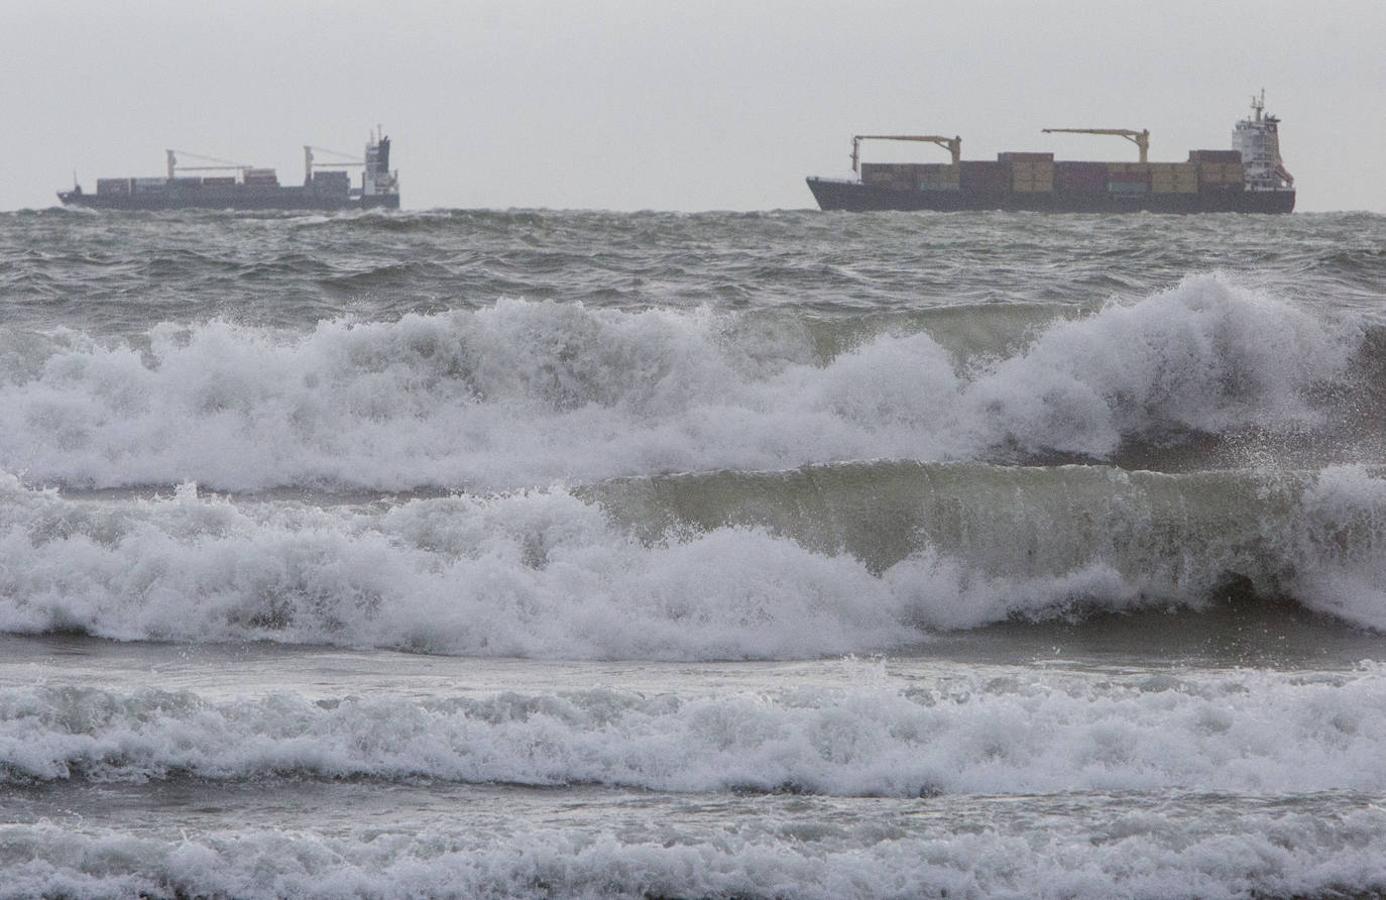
[1,207,1385,898]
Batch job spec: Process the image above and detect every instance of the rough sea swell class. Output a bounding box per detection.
[2,462,1386,657]
[3,208,1386,899]
[0,275,1377,492]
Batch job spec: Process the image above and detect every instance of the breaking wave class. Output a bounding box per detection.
[7,803,1386,900]
[5,667,1386,795]
[0,275,1362,492]
[0,463,1384,658]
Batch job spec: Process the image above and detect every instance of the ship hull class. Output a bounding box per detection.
[56,188,399,212]
[806,178,1294,214]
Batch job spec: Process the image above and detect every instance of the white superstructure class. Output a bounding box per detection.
[1232,91,1294,192]
[363,128,399,198]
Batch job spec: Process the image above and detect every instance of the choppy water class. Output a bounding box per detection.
[1,207,1385,898]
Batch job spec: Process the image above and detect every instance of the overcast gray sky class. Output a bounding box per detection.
[4,0,1383,212]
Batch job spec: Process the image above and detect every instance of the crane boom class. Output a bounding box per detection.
[303,146,365,181]
[851,134,961,171]
[166,149,253,178]
[1041,128,1150,163]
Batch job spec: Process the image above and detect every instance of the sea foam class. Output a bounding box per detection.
[0,275,1355,492]
[0,464,1384,657]
[5,667,1386,795]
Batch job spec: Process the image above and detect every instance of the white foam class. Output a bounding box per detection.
[0,275,1354,491]
[5,809,1386,900]
[0,466,1383,658]
[5,668,1386,795]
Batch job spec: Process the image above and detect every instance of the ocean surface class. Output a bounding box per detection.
[1,206,1385,898]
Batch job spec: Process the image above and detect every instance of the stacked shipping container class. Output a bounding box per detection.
[1011,161,1054,193]
[859,163,916,190]
[915,164,960,191]
[857,147,1251,200]
[1106,163,1150,194]
[860,163,960,191]
[960,161,1010,194]
[1053,162,1107,193]
[1150,163,1198,194]
[1198,163,1246,191]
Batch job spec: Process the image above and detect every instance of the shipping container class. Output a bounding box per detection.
[861,163,917,185]
[202,176,236,186]
[96,178,131,194]
[1106,163,1154,175]
[1107,181,1149,193]
[958,161,1010,192]
[1054,162,1108,192]
[1188,150,1243,163]
[998,152,1054,163]
[1198,163,1245,184]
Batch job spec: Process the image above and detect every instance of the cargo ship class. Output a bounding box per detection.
[58,129,400,211]
[807,94,1294,213]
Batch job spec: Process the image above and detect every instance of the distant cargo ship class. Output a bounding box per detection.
[58,129,400,211]
[807,94,1294,213]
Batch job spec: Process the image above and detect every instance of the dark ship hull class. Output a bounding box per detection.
[806,178,1295,214]
[57,187,400,211]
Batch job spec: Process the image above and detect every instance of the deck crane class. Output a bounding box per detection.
[166,149,252,179]
[303,145,364,182]
[851,135,961,172]
[1041,128,1150,163]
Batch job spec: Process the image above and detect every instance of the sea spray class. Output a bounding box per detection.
[0,277,1358,492]
[1,464,1385,656]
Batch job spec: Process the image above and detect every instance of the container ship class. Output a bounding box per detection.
[807,94,1294,213]
[58,129,400,211]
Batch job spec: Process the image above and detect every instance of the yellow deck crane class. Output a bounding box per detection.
[1041,128,1150,163]
[851,135,961,172]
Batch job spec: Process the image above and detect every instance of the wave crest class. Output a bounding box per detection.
[0,276,1358,491]
[0,463,1384,657]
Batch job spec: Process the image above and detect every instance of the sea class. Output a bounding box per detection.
[0,206,1385,899]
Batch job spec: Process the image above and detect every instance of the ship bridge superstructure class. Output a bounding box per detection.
[363,128,399,198]
[1233,90,1294,191]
